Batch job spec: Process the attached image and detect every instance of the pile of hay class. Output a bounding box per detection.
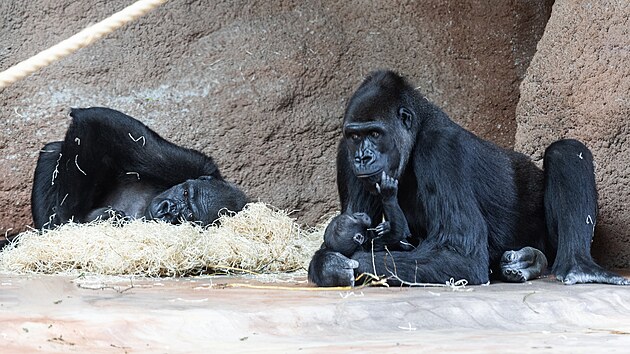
[0,203,324,277]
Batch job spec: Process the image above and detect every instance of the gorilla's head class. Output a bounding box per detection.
[323,212,372,257]
[145,176,248,225]
[342,70,422,192]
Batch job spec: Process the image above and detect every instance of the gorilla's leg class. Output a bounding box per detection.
[500,247,548,282]
[352,239,490,286]
[31,142,64,228]
[544,139,629,285]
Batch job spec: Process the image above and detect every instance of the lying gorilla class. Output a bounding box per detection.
[31,107,248,228]
[309,70,629,287]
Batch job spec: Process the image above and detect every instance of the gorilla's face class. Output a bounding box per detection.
[343,109,414,193]
[342,72,416,192]
[145,176,248,225]
[344,121,400,184]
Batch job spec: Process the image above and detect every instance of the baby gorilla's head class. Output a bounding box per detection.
[324,212,371,257]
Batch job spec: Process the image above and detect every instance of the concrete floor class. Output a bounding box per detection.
[1,273,629,353]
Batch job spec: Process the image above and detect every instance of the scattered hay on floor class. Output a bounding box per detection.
[0,203,324,277]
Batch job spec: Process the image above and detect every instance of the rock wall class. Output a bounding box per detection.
[515,0,630,268]
[0,0,552,235]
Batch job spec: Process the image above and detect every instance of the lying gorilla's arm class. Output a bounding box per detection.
[66,107,221,182]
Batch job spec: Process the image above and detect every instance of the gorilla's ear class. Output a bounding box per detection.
[198,176,214,181]
[398,107,414,130]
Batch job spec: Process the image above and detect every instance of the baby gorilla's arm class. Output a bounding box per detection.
[373,172,414,251]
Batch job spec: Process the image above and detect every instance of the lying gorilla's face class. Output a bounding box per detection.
[145,176,248,225]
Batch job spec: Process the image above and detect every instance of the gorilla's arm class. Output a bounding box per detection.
[66,107,221,183]
[373,172,414,250]
[354,138,492,285]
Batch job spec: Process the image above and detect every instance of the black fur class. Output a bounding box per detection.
[309,70,629,287]
[30,107,248,230]
[322,212,371,258]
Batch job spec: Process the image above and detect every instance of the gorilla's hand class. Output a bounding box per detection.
[374,221,391,236]
[376,172,398,202]
[308,249,358,287]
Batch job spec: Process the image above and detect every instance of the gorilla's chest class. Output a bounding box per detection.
[101,181,161,219]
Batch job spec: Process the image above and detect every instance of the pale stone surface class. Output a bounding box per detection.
[515,1,630,268]
[0,274,629,352]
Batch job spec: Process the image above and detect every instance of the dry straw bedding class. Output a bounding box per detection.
[0,203,324,277]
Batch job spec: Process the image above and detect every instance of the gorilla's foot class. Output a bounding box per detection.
[308,251,358,287]
[554,260,630,285]
[500,246,548,283]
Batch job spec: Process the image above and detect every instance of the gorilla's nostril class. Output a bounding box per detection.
[353,233,365,244]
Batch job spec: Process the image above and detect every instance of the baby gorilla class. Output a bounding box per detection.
[311,212,373,286]
[323,212,371,257]
[324,172,414,256]
[309,173,416,286]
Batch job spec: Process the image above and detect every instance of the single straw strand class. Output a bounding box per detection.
[0,0,169,89]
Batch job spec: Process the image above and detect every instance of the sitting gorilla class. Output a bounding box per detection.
[309,70,629,287]
[31,107,248,229]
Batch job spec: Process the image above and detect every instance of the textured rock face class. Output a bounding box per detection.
[515,1,630,268]
[0,1,552,235]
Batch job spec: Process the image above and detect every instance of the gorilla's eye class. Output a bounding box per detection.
[370,131,380,138]
[350,133,360,141]
[183,189,189,198]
